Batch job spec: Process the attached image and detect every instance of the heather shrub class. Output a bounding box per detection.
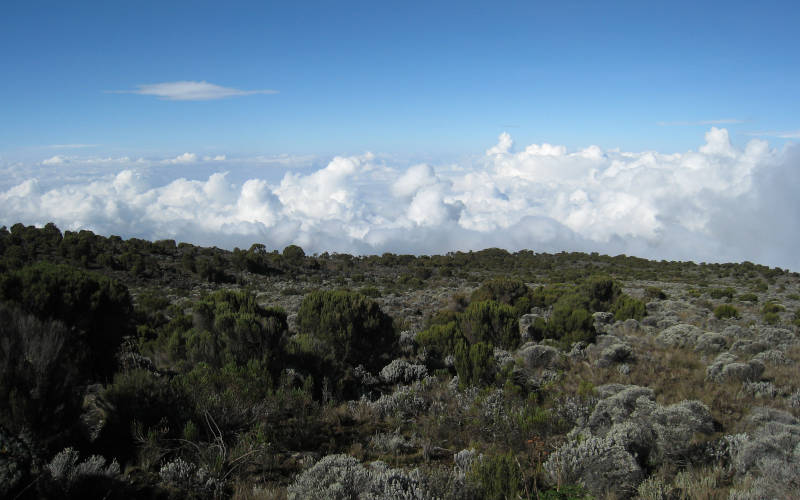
[0,303,83,440]
[0,261,133,377]
[714,303,740,319]
[458,300,519,350]
[470,277,532,316]
[297,290,395,371]
[467,451,523,500]
[454,341,496,387]
[415,321,463,359]
[611,295,646,321]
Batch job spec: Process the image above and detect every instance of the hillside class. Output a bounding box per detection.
[1,222,798,499]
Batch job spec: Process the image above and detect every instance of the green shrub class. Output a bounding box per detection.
[415,321,463,359]
[0,262,133,377]
[709,287,735,300]
[762,301,785,314]
[611,295,646,321]
[458,300,519,350]
[470,277,531,310]
[468,452,523,500]
[764,312,781,325]
[714,304,740,319]
[454,341,495,387]
[644,286,667,300]
[547,293,594,344]
[738,293,758,303]
[296,290,395,370]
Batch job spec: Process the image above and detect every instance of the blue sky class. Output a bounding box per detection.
[2,1,800,269]
[2,0,798,158]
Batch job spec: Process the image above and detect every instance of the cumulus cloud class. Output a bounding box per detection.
[2,128,799,270]
[164,152,198,164]
[109,81,278,101]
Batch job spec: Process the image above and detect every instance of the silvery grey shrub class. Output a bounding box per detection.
[287,454,427,500]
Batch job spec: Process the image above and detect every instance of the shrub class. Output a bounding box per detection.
[0,304,83,439]
[547,293,595,344]
[644,287,667,300]
[714,304,740,319]
[297,290,395,370]
[415,321,463,359]
[458,300,519,350]
[611,295,646,321]
[709,287,735,300]
[0,262,133,377]
[468,452,523,500]
[286,454,427,499]
[738,293,759,303]
[470,277,532,314]
[454,341,495,387]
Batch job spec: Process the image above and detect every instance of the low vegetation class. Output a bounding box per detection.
[1,222,799,499]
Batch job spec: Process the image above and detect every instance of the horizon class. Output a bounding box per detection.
[2,1,799,270]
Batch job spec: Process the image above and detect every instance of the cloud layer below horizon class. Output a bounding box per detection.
[2,128,798,270]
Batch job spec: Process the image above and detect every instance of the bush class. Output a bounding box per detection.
[714,304,740,319]
[470,277,531,314]
[611,295,646,321]
[0,262,133,377]
[644,287,667,300]
[468,452,523,500]
[738,293,758,303]
[416,321,463,359]
[0,304,83,439]
[297,290,395,370]
[547,293,595,344]
[458,300,519,350]
[454,341,495,387]
[709,287,735,299]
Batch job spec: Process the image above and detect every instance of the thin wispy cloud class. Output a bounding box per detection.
[745,130,800,139]
[657,119,745,126]
[108,81,278,101]
[47,144,99,149]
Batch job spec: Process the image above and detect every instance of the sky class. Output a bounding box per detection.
[2,1,800,269]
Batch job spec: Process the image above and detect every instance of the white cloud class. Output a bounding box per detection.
[42,155,66,165]
[47,144,99,149]
[745,130,800,139]
[658,119,746,126]
[164,152,198,164]
[109,81,278,101]
[3,129,800,270]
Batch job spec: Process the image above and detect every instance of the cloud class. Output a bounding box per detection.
[658,119,746,126]
[745,130,800,139]
[42,155,66,165]
[47,144,99,149]
[3,128,799,270]
[164,152,198,164]
[108,81,278,101]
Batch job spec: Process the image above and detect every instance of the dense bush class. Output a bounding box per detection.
[0,304,82,442]
[296,290,395,370]
[416,322,463,359]
[0,262,133,377]
[467,452,524,500]
[458,300,519,350]
[470,277,532,316]
[454,341,495,387]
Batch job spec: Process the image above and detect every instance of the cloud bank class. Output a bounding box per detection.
[2,128,798,270]
[109,81,278,101]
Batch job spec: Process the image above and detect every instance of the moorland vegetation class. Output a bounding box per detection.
[1,222,799,499]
